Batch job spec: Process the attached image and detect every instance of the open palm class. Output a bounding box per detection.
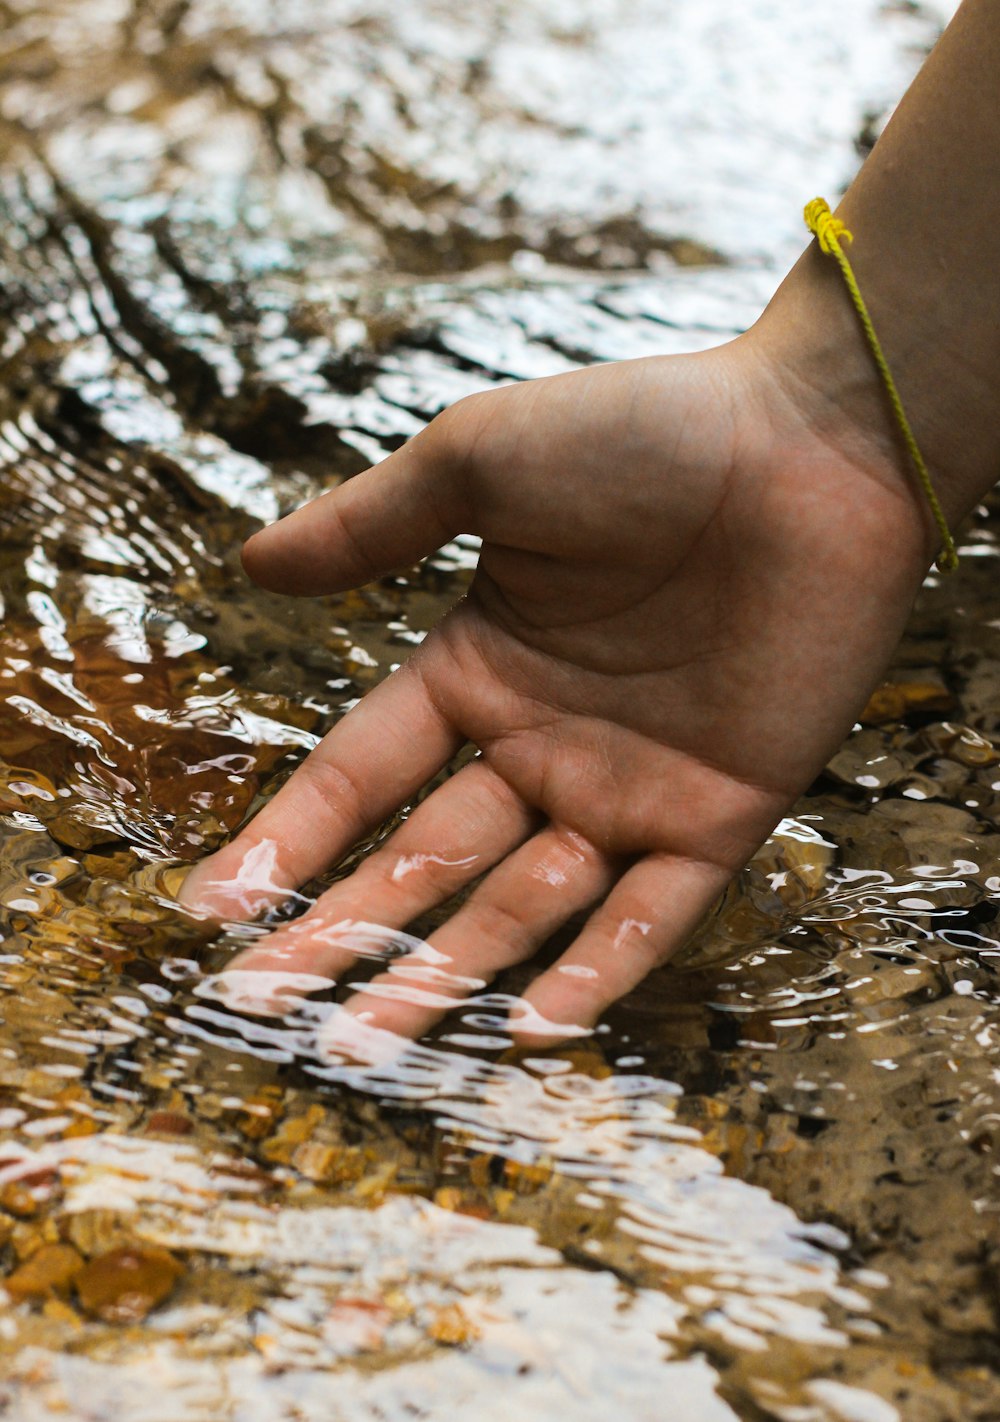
[182,338,931,1046]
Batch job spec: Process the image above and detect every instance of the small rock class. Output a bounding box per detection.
[74,1243,184,1323]
[861,678,955,726]
[0,1181,42,1218]
[502,1158,553,1194]
[5,1244,84,1302]
[290,1141,340,1182]
[428,1303,480,1347]
[146,1110,195,1136]
[260,1104,325,1162]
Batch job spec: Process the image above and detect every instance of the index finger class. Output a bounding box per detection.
[179,660,461,920]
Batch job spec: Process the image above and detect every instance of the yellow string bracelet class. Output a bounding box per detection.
[803,197,958,573]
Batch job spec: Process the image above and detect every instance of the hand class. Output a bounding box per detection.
[180,332,931,1049]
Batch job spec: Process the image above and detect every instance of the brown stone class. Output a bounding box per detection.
[290,1141,340,1182]
[502,1158,553,1194]
[860,678,955,726]
[0,1182,42,1218]
[74,1243,184,1322]
[260,1104,325,1160]
[5,1243,83,1302]
[146,1110,195,1136]
[427,1303,480,1346]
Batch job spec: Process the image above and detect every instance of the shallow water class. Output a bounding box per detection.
[2,1,998,1419]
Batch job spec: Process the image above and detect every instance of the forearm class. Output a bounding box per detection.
[749,0,1000,548]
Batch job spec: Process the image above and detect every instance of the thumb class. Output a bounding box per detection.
[242,406,474,595]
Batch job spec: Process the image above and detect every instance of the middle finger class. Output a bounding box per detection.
[323,824,618,1046]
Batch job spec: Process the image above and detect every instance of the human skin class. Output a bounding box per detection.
[181,0,1000,1053]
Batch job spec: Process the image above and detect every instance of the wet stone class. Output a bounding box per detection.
[5,1243,84,1303]
[860,675,957,727]
[74,1243,184,1323]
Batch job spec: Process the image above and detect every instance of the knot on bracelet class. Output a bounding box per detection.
[804,197,853,254]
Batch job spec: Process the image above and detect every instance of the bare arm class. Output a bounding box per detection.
[753,0,1000,539]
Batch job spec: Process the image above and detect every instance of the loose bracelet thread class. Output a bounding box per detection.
[803,197,958,573]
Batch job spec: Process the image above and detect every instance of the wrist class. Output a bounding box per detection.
[739,232,990,569]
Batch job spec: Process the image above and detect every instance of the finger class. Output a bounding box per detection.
[321,826,618,1048]
[219,759,539,985]
[179,660,461,920]
[515,853,732,1041]
[242,412,473,596]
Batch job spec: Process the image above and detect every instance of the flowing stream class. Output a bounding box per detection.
[2,3,998,1419]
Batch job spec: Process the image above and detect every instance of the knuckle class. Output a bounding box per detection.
[549,825,597,869]
[463,896,531,951]
[330,499,378,583]
[423,391,494,469]
[478,764,529,824]
[295,754,364,825]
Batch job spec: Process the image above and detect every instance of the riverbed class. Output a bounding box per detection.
[3,2,998,1419]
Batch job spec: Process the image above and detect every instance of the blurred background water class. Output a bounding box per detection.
[5,2,1000,1419]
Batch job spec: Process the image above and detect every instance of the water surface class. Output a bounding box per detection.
[2,2,997,1419]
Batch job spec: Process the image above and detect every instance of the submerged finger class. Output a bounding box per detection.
[179,660,461,921]
[516,853,732,1040]
[220,759,538,986]
[320,825,618,1048]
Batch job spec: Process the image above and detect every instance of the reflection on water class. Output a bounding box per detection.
[1,0,995,1419]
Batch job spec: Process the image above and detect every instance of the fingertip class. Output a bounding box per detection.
[240,526,276,589]
[507,994,594,1047]
[196,967,336,1018]
[316,1005,409,1067]
[176,837,303,922]
[175,858,222,917]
